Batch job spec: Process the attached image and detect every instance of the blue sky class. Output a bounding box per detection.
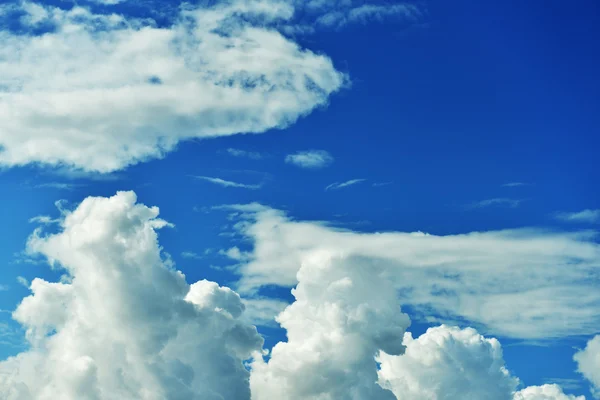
[0,0,599,399]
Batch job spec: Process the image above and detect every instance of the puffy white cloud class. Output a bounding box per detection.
[285,149,334,169]
[223,205,600,339]
[250,251,410,399]
[0,1,345,173]
[514,384,585,400]
[0,191,263,399]
[574,335,600,398]
[377,325,519,400]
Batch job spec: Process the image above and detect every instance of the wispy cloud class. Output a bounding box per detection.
[0,284,9,291]
[542,378,582,392]
[226,148,263,160]
[468,198,524,209]
[28,215,60,225]
[555,209,600,224]
[16,276,29,288]
[325,178,366,191]
[373,181,393,187]
[502,182,528,187]
[181,249,213,260]
[285,150,333,169]
[316,4,419,29]
[34,182,85,190]
[192,176,262,190]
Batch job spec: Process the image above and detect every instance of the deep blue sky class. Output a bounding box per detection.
[1,0,599,397]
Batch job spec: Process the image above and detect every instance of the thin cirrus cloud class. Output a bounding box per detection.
[1,191,588,399]
[555,209,600,224]
[314,3,420,29]
[285,150,334,169]
[502,182,529,187]
[468,197,524,209]
[226,148,263,160]
[325,178,366,191]
[193,176,263,190]
[0,1,345,173]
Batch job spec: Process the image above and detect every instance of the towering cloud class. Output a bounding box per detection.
[251,252,410,399]
[0,192,263,399]
[377,325,519,399]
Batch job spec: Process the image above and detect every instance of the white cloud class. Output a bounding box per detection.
[241,297,289,327]
[325,178,366,190]
[0,284,8,291]
[16,277,29,288]
[0,192,588,399]
[574,335,600,398]
[313,2,419,29]
[250,251,410,399]
[223,205,600,339]
[377,325,519,399]
[514,384,584,400]
[556,210,600,224]
[34,182,85,190]
[0,1,345,173]
[193,176,263,190]
[226,148,263,160]
[285,149,333,169]
[468,198,524,209]
[0,191,263,399]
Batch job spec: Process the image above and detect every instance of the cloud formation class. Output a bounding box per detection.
[325,178,366,190]
[0,192,263,399]
[251,251,410,399]
[0,192,589,399]
[0,1,345,173]
[514,385,585,400]
[468,198,524,209]
[556,210,600,224]
[222,205,600,339]
[193,176,263,190]
[377,325,519,399]
[574,335,600,398]
[285,149,334,169]
[226,148,263,160]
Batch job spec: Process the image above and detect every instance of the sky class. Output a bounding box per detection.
[0,0,599,399]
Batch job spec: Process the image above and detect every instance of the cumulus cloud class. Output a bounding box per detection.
[556,210,600,224]
[378,325,519,399]
[325,178,366,190]
[222,205,600,339]
[285,149,334,169]
[0,192,263,399]
[0,1,345,173]
[574,335,600,398]
[250,251,410,399]
[192,176,263,190]
[514,385,585,400]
